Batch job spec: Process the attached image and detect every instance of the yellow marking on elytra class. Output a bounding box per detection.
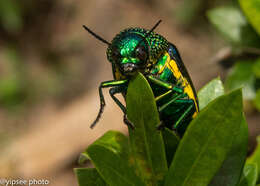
[158,63,167,74]
[164,52,199,115]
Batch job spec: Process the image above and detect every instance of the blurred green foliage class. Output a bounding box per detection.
[175,0,206,26]
[206,0,260,112]
[239,0,260,36]
[225,61,256,100]
[0,0,23,33]
[175,0,260,112]
[254,90,260,112]
[174,0,238,27]
[0,1,89,112]
[0,47,26,109]
[207,6,260,48]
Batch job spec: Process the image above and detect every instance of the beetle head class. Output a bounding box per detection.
[107,33,149,76]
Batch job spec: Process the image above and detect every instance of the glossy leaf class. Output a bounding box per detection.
[162,128,180,167]
[207,6,260,47]
[247,136,260,181]
[225,61,256,100]
[209,114,248,186]
[126,72,168,185]
[74,168,107,186]
[237,164,258,186]
[86,131,144,186]
[198,77,224,110]
[164,89,243,186]
[239,0,260,36]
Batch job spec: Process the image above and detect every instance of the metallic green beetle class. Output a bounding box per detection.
[83,20,199,134]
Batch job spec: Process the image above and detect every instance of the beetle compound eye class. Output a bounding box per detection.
[111,48,121,62]
[135,46,147,62]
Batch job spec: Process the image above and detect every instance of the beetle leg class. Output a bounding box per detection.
[147,75,189,130]
[156,93,187,130]
[174,103,194,129]
[123,114,135,129]
[90,79,128,129]
[158,93,187,112]
[156,121,165,130]
[160,99,195,134]
[109,86,126,113]
[147,75,196,132]
[147,75,184,94]
[147,75,187,103]
[155,90,172,102]
[109,86,135,129]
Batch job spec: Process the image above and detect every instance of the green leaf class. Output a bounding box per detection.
[198,77,225,110]
[254,89,260,112]
[237,164,258,186]
[225,61,256,100]
[247,136,260,181]
[164,89,243,186]
[126,72,168,185]
[78,152,90,165]
[207,6,260,47]
[239,0,260,36]
[86,131,144,186]
[209,114,248,186]
[253,58,260,79]
[74,168,107,186]
[162,128,180,167]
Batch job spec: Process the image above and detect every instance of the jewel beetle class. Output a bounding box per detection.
[83,20,199,135]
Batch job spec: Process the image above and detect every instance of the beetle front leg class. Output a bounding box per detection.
[109,86,126,113]
[109,86,135,129]
[90,80,128,129]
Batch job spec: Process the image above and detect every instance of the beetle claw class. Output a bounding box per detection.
[123,114,135,129]
[156,121,165,130]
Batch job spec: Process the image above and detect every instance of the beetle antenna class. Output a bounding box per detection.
[134,20,162,51]
[143,20,162,41]
[83,25,111,46]
[148,19,162,34]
